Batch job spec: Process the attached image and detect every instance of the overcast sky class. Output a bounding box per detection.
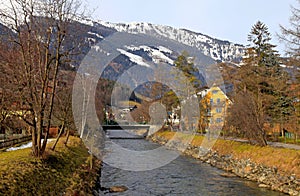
[84,0,297,55]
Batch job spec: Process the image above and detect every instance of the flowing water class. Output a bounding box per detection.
[98,138,284,196]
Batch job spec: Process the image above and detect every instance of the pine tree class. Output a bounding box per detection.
[247,21,280,67]
[229,21,290,146]
[174,51,202,97]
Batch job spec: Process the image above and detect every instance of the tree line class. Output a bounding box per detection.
[147,6,300,146]
[226,11,300,145]
[0,0,86,157]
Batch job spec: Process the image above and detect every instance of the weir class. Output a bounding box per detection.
[102,125,150,139]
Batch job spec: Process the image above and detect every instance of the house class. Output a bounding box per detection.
[198,86,232,127]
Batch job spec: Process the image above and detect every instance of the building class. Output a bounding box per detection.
[198,86,232,129]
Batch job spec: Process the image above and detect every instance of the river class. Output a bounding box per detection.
[98,138,284,196]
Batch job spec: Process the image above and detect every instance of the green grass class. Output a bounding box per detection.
[0,136,101,195]
[276,137,300,144]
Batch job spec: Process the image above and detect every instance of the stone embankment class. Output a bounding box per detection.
[149,135,300,196]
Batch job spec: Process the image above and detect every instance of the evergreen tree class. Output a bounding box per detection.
[174,51,202,96]
[247,21,280,67]
[243,21,285,102]
[229,21,290,145]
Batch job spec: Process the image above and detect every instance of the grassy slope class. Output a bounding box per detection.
[0,136,101,195]
[154,131,300,177]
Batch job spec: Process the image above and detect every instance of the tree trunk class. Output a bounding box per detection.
[51,123,65,151]
[37,119,43,157]
[64,128,70,146]
[89,154,93,170]
[261,136,268,146]
[259,129,268,146]
[31,128,38,156]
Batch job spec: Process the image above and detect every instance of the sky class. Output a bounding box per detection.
[84,0,297,55]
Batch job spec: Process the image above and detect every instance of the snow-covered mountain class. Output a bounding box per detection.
[97,21,245,63]
[0,17,245,92]
[0,16,245,64]
[76,19,245,93]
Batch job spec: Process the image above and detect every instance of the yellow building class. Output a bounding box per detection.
[198,86,232,130]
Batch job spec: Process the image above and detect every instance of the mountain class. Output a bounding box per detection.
[96,21,245,63]
[0,18,246,97]
[0,23,16,43]
[71,20,246,94]
[0,18,246,67]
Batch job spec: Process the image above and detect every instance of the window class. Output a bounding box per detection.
[217,98,221,104]
[210,98,213,104]
[207,109,212,116]
[212,90,218,94]
[216,108,222,113]
[216,118,223,123]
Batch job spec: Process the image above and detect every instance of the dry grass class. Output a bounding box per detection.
[0,136,101,195]
[118,101,141,107]
[154,131,300,177]
[212,139,300,176]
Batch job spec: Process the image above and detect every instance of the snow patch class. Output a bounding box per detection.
[87,31,104,39]
[125,45,174,65]
[117,48,151,68]
[6,139,55,151]
[158,46,172,54]
[91,45,110,56]
[87,37,96,43]
[150,48,174,65]
[6,142,33,151]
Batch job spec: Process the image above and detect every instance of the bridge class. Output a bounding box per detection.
[102,124,150,139]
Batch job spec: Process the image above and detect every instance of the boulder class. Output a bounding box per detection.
[220,172,236,178]
[258,183,270,188]
[109,185,128,193]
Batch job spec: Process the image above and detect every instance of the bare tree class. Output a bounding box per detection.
[279,1,300,140]
[51,71,76,150]
[227,91,268,145]
[279,0,300,57]
[0,42,15,136]
[0,0,84,157]
[0,40,31,138]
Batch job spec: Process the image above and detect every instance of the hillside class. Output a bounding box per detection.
[0,17,246,104]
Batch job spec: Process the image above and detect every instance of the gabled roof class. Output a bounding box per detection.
[197,85,232,104]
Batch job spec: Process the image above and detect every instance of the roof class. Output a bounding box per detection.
[198,86,232,104]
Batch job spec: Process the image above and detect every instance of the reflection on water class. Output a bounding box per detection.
[99,139,284,196]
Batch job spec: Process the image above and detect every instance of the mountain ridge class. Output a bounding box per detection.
[95,20,245,63]
[0,16,246,64]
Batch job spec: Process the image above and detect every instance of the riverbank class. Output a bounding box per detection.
[0,136,101,195]
[148,131,300,196]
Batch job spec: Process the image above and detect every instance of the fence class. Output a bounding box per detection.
[0,136,32,149]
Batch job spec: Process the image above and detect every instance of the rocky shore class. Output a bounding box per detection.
[149,134,300,196]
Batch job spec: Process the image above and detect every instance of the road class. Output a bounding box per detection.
[267,141,300,150]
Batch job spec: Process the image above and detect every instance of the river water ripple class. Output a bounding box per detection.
[99,139,284,196]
